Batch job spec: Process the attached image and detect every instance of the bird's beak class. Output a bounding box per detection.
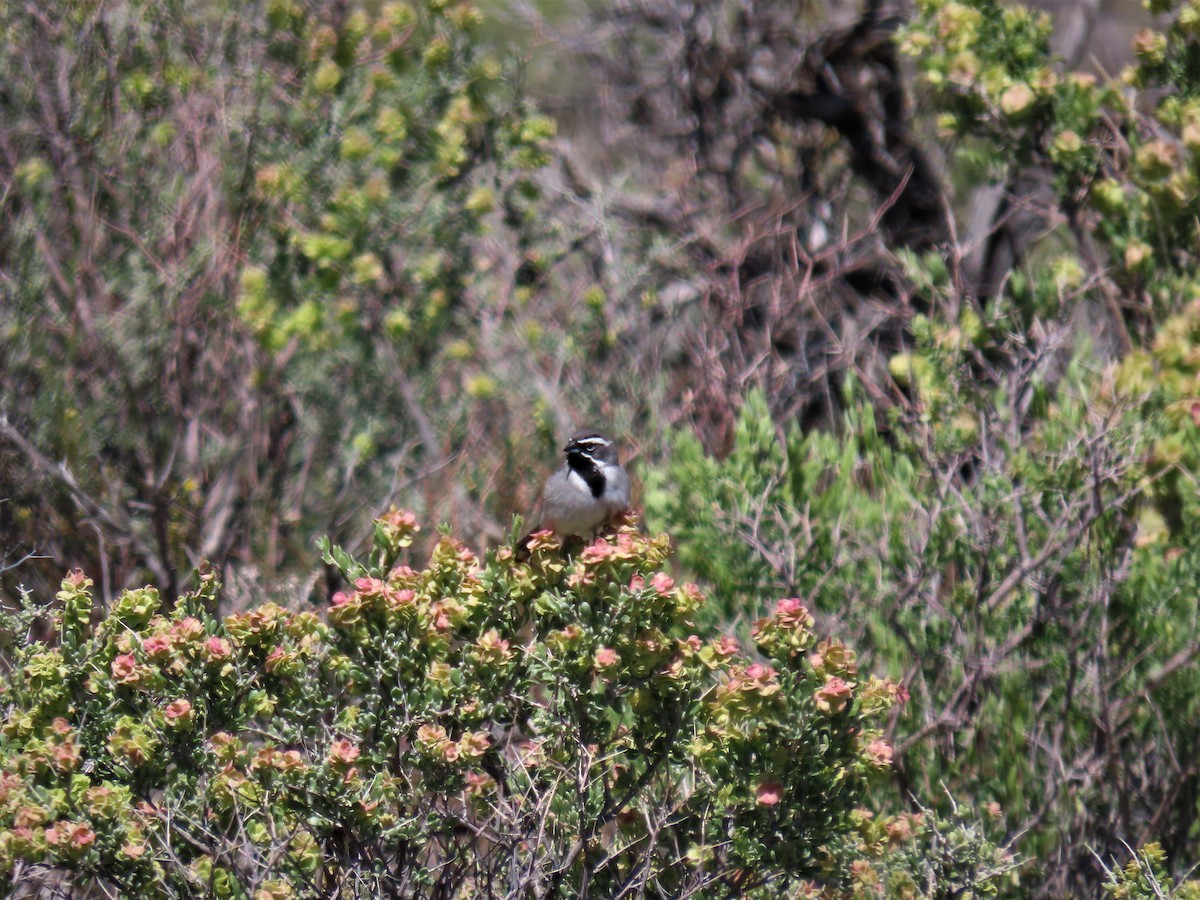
[563,440,576,453]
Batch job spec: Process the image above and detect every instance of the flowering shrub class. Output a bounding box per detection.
[0,512,1012,896]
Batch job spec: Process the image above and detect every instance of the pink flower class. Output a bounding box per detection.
[416,724,448,748]
[14,806,45,829]
[142,634,172,657]
[524,529,559,555]
[327,740,360,766]
[355,577,386,598]
[711,636,739,658]
[465,770,494,795]
[171,617,204,642]
[474,629,512,664]
[53,742,80,771]
[580,541,617,565]
[740,664,780,697]
[69,823,96,849]
[459,732,491,758]
[814,677,855,715]
[204,637,232,661]
[386,588,416,611]
[594,647,618,669]
[165,699,193,724]
[330,591,352,606]
[774,597,812,628]
[111,653,138,683]
[756,780,783,806]
[278,750,305,772]
[378,508,419,538]
[382,508,418,528]
[265,646,287,672]
[864,738,893,768]
[650,572,675,594]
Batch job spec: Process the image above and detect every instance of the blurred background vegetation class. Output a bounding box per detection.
[6,0,1200,894]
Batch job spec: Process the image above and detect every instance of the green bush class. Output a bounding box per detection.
[0,515,1014,897]
[0,0,549,597]
[637,0,1200,892]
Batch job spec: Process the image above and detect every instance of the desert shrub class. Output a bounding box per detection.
[0,0,549,599]
[1101,843,1200,899]
[0,514,1014,897]
[638,0,1200,894]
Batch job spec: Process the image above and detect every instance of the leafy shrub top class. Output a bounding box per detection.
[0,515,937,898]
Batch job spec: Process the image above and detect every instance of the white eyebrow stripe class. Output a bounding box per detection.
[575,437,610,447]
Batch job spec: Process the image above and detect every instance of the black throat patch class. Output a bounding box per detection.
[567,452,606,498]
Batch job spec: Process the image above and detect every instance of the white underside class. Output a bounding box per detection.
[542,463,630,537]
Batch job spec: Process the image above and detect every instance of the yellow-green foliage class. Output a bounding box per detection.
[0,516,1012,897]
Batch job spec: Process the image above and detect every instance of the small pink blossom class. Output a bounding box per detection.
[355,577,386,598]
[594,647,618,669]
[68,823,96,849]
[278,750,305,772]
[171,617,205,642]
[111,653,138,683]
[14,806,45,829]
[756,780,783,806]
[863,737,893,768]
[204,637,232,661]
[465,770,494,795]
[650,572,675,594]
[739,663,780,697]
[331,591,352,606]
[264,646,287,673]
[629,574,645,592]
[814,677,855,715]
[386,588,416,610]
[712,636,739,658]
[774,597,812,628]
[580,541,617,565]
[524,529,559,555]
[141,635,172,657]
[53,742,80,771]
[165,699,193,723]
[417,724,448,748]
[459,732,491,759]
[472,629,512,665]
[327,740,360,766]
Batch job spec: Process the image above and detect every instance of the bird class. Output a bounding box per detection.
[535,429,632,540]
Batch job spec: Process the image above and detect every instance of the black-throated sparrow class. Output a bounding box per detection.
[537,429,631,538]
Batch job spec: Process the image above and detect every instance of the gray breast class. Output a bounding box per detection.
[541,467,610,536]
[601,464,631,513]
